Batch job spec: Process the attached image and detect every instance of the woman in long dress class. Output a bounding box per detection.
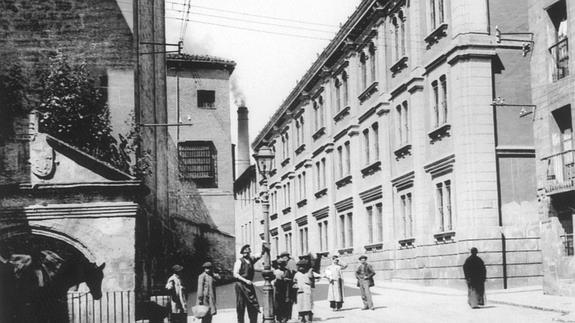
[324,255,348,311]
[293,260,321,323]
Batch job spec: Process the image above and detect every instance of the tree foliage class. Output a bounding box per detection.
[0,54,149,177]
[38,54,121,165]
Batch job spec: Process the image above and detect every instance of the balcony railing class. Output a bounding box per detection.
[550,38,569,81]
[543,149,575,194]
[562,233,574,256]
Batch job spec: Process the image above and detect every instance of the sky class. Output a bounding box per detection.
[165,0,362,151]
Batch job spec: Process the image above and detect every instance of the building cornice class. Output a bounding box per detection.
[252,0,388,150]
[0,202,138,220]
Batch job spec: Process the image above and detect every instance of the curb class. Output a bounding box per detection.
[357,282,571,315]
[487,299,568,314]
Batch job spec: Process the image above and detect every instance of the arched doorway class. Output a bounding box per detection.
[0,229,104,323]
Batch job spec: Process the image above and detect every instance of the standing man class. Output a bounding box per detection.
[463,247,487,308]
[355,255,375,311]
[324,255,348,311]
[273,252,296,323]
[233,244,264,323]
[165,264,187,322]
[197,262,219,323]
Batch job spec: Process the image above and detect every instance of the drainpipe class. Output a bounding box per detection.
[492,103,508,289]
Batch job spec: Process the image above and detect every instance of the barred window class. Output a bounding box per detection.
[197,90,215,108]
[178,141,217,188]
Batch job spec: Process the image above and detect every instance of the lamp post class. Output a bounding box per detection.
[253,145,275,323]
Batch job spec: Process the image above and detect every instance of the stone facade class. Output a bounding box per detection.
[0,124,140,321]
[249,0,540,289]
[529,0,575,296]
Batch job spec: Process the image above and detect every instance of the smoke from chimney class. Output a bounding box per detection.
[230,75,246,107]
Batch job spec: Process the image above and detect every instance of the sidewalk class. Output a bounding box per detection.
[369,281,575,322]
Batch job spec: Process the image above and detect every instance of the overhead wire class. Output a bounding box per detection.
[164,1,338,28]
[165,16,333,41]
[115,0,336,41]
[165,7,337,34]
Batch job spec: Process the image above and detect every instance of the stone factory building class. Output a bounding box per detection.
[530,0,575,296]
[250,0,540,289]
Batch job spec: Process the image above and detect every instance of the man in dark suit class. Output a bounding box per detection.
[355,255,375,310]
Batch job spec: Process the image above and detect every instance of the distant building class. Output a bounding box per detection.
[248,0,540,289]
[530,0,575,296]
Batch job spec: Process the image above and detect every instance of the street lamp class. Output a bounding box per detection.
[253,145,275,323]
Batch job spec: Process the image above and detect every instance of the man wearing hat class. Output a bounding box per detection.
[355,255,375,310]
[165,264,187,322]
[273,252,296,323]
[233,244,265,323]
[196,262,219,323]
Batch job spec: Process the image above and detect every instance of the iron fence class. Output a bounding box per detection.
[67,291,133,323]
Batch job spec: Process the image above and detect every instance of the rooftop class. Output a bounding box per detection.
[167,53,236,72]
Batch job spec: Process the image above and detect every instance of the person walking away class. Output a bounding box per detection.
[324,255,348,311]
[273,252,296,323]
[197,262,220,323]
[165,264,187,322]
[293,259,322,322]
[355,255,375,310]
[233,244,265,323]
[463,247,487,308]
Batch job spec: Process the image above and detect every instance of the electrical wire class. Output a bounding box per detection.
[166,7,337,34]
[164,1,338,28]
[166,16,333,41]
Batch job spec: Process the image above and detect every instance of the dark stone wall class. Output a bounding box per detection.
[0,0,134,69]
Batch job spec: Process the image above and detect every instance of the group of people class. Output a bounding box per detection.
[165,245,487,323]
[233,244,376,323]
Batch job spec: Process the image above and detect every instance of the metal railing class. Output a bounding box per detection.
[67,291,133,323]
[543,149,575,184]
[550,38,569,81]
[562,233,574,256]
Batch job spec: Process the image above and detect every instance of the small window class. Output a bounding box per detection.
[178,141,217,188]
[197,90,215,109]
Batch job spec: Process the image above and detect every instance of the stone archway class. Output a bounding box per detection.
[0,227,99,323]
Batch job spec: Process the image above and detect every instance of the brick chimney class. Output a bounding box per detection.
[236,106,250,176]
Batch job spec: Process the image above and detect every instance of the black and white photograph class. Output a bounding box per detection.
[0,0,574,322]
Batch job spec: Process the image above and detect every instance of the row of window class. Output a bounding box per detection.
[266,180,454,256]
[275,74,450,173]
